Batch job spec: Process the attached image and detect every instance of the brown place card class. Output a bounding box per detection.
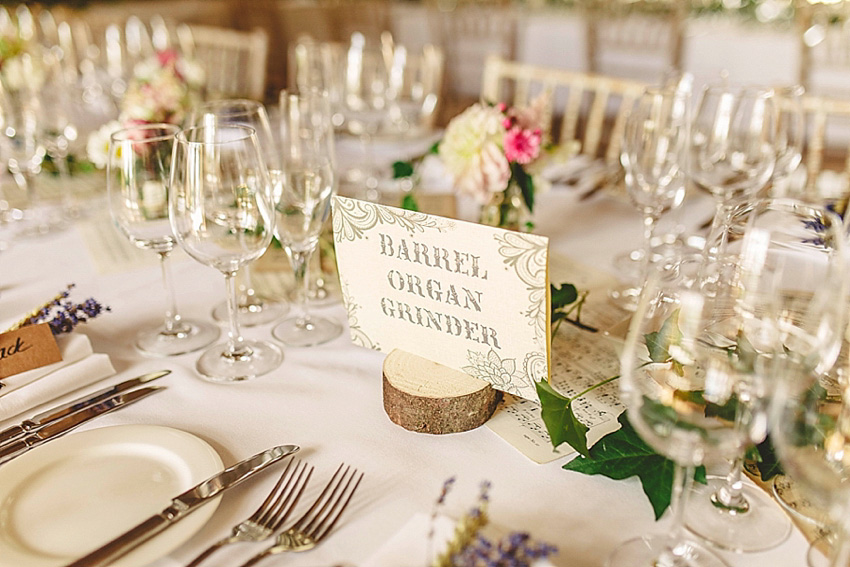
[0,324,62,380]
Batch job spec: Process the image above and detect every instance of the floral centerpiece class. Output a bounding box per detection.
[438,97,550,231]
[0,31,40,92]
[87,48,204,168]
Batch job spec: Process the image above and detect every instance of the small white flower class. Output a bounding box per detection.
[86,120,123,169]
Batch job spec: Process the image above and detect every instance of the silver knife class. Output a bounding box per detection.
[0,386,165,464]
[64,444,300,567]
[0,370,171,445]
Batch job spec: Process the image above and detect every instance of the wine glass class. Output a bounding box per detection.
[185,99,289,327]
[338,32,390,202]
[770,85,805,195]
[765,205,850,567]
[609,86,688,311]
[107,123,219,356]
[0,53,65,238]
[169,124,282,381]
[611,262,759,567]
[683,198,847,552]
[272,89,342,347]
[689,85,777,263]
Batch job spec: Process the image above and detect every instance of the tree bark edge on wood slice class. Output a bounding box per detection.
[382,349,501,435]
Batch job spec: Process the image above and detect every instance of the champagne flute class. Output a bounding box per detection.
[169,124,282,381]
[770,85,805,194]
[610,85,688,311]
[107,123,219,356]
[689,85,777,263]
[185,99,289,327]
[272,89,342,347]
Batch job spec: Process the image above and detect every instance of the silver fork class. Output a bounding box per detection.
[185,459,313,567]
[237,464,363,567]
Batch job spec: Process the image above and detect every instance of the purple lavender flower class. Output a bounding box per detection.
[12,284,111,336]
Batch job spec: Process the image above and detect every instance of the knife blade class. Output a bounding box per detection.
[0,370,171,445]
[0,386,165,464]
[64,443,300,567]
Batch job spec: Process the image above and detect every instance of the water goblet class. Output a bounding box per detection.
[770,85,805,195]
[169,124,282,381]
[107,123,219,356]
[272,89,342,347]
[185,99,289,327]
[609,86,688,311]
[682,198,846,552]
[689,85,777,263]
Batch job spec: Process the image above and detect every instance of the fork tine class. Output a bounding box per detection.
[247,459,297,523]
[310,468,362,542]
[263,461,314,530]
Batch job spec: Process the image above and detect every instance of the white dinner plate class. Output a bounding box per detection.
[0,424,223,567]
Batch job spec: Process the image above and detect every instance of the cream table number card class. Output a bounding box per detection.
[331,196,550,401]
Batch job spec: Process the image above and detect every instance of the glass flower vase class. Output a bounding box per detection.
[479,182,528,231]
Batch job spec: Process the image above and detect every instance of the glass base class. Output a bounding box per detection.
[211,295,288,327]
[607,534,730,567]
[684,476,791,552]
[196,339,283,382]
[14,208,69,239]
[272,315,342,347]
[136,319,219,357]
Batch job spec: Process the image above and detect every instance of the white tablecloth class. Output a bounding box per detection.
[0,182,814,567]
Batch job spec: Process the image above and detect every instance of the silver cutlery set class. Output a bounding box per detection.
[0,370,362,566]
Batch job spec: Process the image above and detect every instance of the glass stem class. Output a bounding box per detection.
[654,464,695,567]
[224,271,248,357]
[705,201,732,261]
[711,456,749,514]
[639,212,658,287]
[157,250,185,336]
[289,248,313,327]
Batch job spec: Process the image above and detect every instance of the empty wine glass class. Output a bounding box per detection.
[770,85,805,194]
[107,123,219,356]
[169,124,282,381]
[683,198,847,552]
[185,99,289,327]
[689,85,777,263]
[338,32,389,202]
[609,86,688,311]
[0,53,65,238]
[766,205,850,567]
[272,89,342,347]
[611,264,759,567]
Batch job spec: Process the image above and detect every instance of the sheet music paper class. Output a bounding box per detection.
[77,217,188,275]
[487,254,629,463]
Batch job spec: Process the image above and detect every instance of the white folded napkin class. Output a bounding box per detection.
[0,334,116,421]
[0,333,93,396]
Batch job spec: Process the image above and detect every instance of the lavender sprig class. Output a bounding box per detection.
[5,284,111,335]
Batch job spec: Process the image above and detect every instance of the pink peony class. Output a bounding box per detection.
[503,127,541,165]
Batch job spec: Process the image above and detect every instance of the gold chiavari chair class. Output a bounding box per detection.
[176,23,269,101]
[799,94,850,201]
[481,54,647,167]
[795,0,850,99]
[583,0,686,83]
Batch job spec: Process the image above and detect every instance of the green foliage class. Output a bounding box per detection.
[563,412,706,520]
[511,162,535,212]
[401,193,419,212]
[392,160,415,179]
[536,381,590,458]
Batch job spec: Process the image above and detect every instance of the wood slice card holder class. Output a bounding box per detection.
[382,349,502,434]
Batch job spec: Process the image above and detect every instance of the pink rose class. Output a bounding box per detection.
[503,127,541,165]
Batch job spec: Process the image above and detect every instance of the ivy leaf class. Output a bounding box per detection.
[564,412,705,520]
[401,193,419,212]
[392,160,415,179]
[536,381,590,458]
[551,283,578,311]
[644,310,681,363]
[752,435,783,481]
